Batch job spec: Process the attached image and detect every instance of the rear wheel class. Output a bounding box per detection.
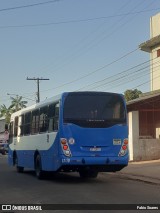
[35,154,45,179]
[14,153,24,173]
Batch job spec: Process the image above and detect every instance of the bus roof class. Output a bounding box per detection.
[10,93,62,120]
[10,91,124,120]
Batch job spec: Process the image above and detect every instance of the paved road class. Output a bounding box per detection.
[0,155,160,212]
[117,159,160,185]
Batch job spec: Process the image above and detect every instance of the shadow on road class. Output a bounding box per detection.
[18,170,102,184]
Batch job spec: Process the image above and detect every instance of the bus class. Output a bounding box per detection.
[8,91,128,179]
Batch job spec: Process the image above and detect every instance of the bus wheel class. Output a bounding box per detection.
[88,170,98,178]
[35,155,45,179]
[14,154,24,173]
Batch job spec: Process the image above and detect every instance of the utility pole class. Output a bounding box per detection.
[26,77,49,103]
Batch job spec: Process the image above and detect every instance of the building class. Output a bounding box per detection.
[127,91,160,161]
[128,13,160,161]
[139,13,160,91]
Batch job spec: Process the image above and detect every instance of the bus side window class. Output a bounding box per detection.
[14,116,18,137]
[48,104,55,132]
[39,106,48,133]
[31,109,39,134]
[24,112,31,135]
[9,121,14,144]
[54,103,59,131]
[48,103,59,132]
[19,115,24,136]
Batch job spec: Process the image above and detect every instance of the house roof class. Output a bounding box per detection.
[139,34,160,53]
[127,90,160,112]
[127,90,160,105]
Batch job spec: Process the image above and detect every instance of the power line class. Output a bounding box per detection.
[0,0,61,13]
[39,0,152,78]
[40,48,138,94]
[95,61,160,91]
[1,7,160,29]
[108,63,160,92]
[131,74,160,91]
[97,60,160,93]
[79,58,160,91]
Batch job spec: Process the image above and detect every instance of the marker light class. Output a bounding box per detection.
[122,145,127,150]
[63,145,68,150]
[64,150,70,155]
[60,138,72,157]
[69,138,75,145]
[118,138,128,157]
[61,138,67,144]
[124,139,128,145]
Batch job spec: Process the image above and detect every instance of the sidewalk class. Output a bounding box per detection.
[116,159,160,185]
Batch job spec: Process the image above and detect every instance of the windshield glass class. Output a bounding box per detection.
[63,92,126,128]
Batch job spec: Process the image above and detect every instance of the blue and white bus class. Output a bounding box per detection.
[8,91,128,179]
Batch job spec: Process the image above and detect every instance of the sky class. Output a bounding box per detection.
[0,0,160,107]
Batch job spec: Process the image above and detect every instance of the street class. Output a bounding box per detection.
[0,155,160,212]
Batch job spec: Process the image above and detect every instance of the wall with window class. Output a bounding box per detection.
[128,110,160,161]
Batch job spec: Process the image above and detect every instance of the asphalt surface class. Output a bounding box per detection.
[116,159,160,185]
[0,155,160,213]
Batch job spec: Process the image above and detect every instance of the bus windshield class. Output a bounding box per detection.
[63,92,126,128]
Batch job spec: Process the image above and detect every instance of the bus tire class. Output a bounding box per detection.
[88,170,98,178]
[14,153,24,173]
[35,154,45,179]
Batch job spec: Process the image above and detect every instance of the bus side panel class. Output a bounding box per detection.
[8,147,14,166]
[40,133,62,171]
[8,132,61,172]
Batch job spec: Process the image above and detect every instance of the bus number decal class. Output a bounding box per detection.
[62,158,70,163]
[47,134,49,143]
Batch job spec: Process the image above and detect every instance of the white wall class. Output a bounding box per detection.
[128,111,139,161]
[150,13,160,38]
[128,111,160,161]
[137,139,160,161]
[150,47,160,91]
[150,13,160,91]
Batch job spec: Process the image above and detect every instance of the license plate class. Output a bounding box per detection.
[113,139,121,145]
[90,147,101,151]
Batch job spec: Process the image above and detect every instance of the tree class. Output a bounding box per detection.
[0,96,28,124]
[124,89,142,102]
[0,104,13,124]
[10,95,27,112]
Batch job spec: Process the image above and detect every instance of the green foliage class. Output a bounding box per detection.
[0,105,13,124]
[124,89,142,102]
[0,96,28,124]
[10,96,28,112]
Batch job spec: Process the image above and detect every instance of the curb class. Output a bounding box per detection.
[115,172,160,185]
[129,159,160,165]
